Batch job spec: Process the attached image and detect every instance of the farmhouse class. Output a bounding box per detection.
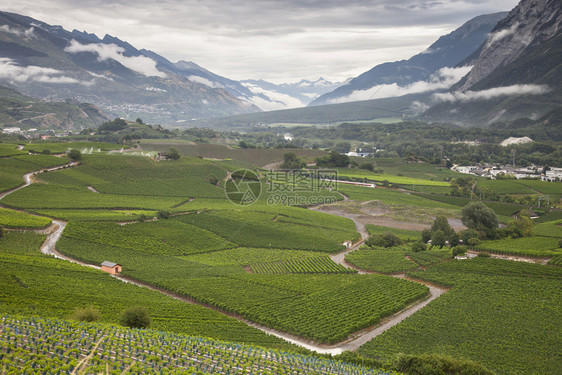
[101,261,122,274]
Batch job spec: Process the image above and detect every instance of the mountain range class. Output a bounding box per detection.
[197,0,561,129]
[1,0,560,130]
[0,11,262,125]
[310,12,508,106]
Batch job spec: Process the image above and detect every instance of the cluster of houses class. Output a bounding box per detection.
[452,164,562,182]
[1,127,74,139]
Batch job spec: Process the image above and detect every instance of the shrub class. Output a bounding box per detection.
[209,176,219,186]
[460,229,479,244]
[157,210,171,220]
[559,239,562,248]
[67,149,82,161]
[42,149,51,155]
[0,227,4,239]
[411,241,426,252]
[119,306,151,329]
[477,252,491,258]
[452,245,467,257]
[166,147,180,160]
[392,353,495,375]
[71,306,101,322]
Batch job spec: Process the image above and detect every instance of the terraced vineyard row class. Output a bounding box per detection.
[251,256,355,274]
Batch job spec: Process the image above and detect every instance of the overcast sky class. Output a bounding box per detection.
[4,0,520,83]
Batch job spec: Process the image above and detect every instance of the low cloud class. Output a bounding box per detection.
[485,22,519,48]
[188,75,223,89]
[0,58,93,85]
[64,40,166,78]
[327,66,472,104]
[410,100,430,115]
[242,82,306,110]
[432,84,551,103]
[0,25,35,40]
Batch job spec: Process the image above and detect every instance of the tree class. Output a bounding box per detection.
[333,142,351,153]
[316,151,350,168]
[421,228,432,243]
[166,147,180,160]
[431,230,447,248]
[119,306,151,329]
[359,162,374,171]
[98,118,128,131]
[366,232,403,248]
[431,216,454,238]
[67,149,82,161]
[135,118,144,124]
[281,152,305,170]
[461,202,498,236]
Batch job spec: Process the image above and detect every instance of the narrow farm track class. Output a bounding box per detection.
[310,201,449,351]
[2,163,444,355]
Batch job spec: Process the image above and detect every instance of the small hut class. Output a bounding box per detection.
[101,261,122,274]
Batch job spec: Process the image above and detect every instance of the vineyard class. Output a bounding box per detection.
[359,258,562,374]
[0,314,401,375]
[473,236,562,257]
[22,141,121,154]
[250,256,355,274]
[0,231,294,350]
[345,246,419,274]
[0,207,52,229]
[0,144,26,157]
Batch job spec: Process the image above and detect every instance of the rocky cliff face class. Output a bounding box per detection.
[458,0,561,90]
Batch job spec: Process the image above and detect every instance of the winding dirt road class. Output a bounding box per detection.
[1,162,447,355]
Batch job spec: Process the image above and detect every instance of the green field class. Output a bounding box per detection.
[359,258,562,374]
[365,225,421,241]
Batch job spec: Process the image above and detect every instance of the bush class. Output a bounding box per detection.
[392,353,495,375]
[467,237,481,246]
[366,232,403,248]
[452,245,467,257]
[157,210,171,220]
[42,149,51,155]
[460,229,479,244]
[0,227,4,239]
[71,306,101,322]
[166,147,180,160]
[209,176,219,186]
[477,252,491,258]
[67,149,82,161]
[559,239,562,248]
[411,241,426,252]
[119,306,151,329]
